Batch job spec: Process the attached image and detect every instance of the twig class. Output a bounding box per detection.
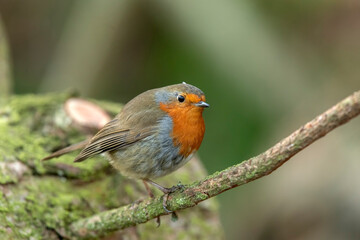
[69,90,360,239]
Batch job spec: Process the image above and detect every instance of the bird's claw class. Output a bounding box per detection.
[162,184,185,213]
[165,184,184,194]
[162,193,173,213]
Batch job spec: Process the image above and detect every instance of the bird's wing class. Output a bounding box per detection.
[74,109,160,163]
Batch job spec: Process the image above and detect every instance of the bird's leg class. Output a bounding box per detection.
[142,180,160,226]
[144,179,184,194]
[143,179,184,214]
[142,180,154,198]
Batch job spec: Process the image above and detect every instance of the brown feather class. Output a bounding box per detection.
[74,89,165,162]
[42,139,89,161]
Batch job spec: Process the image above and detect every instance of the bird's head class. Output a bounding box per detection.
[155,82,209,114]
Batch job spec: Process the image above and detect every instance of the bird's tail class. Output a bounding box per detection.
[41,139,89,161]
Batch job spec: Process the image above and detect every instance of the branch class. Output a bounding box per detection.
[69,90,360,239]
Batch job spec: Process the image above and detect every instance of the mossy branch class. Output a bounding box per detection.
[69,91,360,238]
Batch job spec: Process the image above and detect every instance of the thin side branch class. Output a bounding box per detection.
[69,91,360,239]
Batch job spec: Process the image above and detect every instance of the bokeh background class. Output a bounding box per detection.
[1,0,360,239]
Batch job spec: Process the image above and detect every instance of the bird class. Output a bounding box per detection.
[43,82,209,213]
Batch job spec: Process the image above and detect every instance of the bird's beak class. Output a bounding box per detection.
[195,101,210,108]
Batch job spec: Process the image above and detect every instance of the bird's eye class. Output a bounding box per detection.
[177,95,185,103]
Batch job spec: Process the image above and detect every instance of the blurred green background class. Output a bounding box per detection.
[1,0,360,239]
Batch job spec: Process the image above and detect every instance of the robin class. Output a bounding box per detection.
[43,82,209,213]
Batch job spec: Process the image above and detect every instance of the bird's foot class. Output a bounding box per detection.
[160,184,184,213]
[144,179,184,214]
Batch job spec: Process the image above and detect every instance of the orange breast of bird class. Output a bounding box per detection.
[160,94,206,157]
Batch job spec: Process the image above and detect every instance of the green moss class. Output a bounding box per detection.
[0,93,120,180]
[0,93,122,239]
[0,164,18,184]
[0,177,88,239]
[43,154,111,181]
